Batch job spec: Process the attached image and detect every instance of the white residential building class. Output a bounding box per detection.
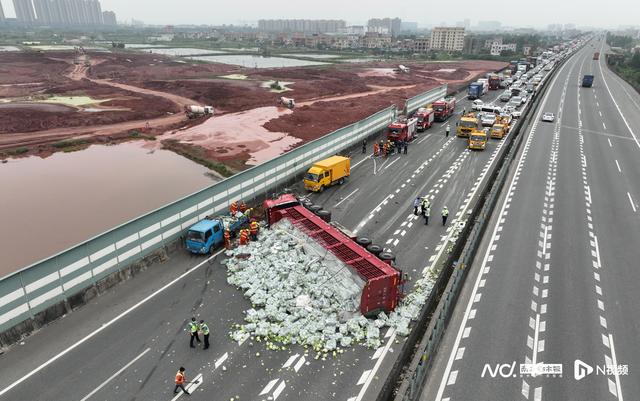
[429,27,465,51]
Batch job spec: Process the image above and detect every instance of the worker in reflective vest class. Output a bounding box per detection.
[373,142,379,156]
[199,320,210,350]
[174,367,189,395]
[239,202,247,213]
[224,230,231,250]
[442,206,449,226]
[249,220,259,241]
[239,229,249,245]
[230,201,238,215]
[188,317,201,348]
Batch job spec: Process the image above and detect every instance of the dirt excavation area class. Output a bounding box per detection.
[0,50,506,172]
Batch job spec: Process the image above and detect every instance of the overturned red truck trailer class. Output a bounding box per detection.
[264,194,403,315]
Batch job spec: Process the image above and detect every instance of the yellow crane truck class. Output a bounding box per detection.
[457,113,480,138]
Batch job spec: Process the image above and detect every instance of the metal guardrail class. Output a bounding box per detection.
[385,53,575,401]
[0,85,447,334]
[405,85,448,115]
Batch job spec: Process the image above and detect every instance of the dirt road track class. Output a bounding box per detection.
[1,59,203,151]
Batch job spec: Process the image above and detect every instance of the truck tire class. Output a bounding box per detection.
[379,252,396,264]
[210,245,216,255]
[366,244,383,256]
[318,185,324,193]
[303,201,314,210]
[316,210,331,222]
[356,237,372,248]
[338,178,344,185]
[309,205,322,214]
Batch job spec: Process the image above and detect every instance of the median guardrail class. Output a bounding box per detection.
[0,85,448,342]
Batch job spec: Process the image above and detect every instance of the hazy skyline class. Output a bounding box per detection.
[1,0,639,28]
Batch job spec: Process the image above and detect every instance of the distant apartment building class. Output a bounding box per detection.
[13,0,37,24]
[490,42,517,55]
[367,17,401,36]
[362,32,391,49]
[429,27,465,51]
[258,19,346,34]
[18,0,111,26]
[338,25,366,36]
[102,10,116,25]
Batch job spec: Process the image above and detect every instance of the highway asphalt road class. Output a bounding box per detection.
[0,76,510,401]
[421,36,639,401]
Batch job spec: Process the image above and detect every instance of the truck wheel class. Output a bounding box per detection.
[309,205,322,214]
[366,244,383,256]
[210,245,216,255]
[316,210,331,222]
[356,237,372,248]
[338,178,344,185]
[303,201,314,210]
[318,185,324,193]
[379,251,396,263]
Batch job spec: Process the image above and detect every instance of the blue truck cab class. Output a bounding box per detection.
[185,214,248,254]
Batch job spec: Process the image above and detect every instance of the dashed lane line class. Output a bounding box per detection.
[334,188,360,207]
[79,347,150,401]
[627,192,637,213]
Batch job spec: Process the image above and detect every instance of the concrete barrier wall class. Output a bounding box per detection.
[0,85,448,336]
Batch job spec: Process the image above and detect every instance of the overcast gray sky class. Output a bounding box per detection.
[1,0,638,28]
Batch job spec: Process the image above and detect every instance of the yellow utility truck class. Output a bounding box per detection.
[457,113,479,138]
[468,129,488,150]
[490,116,511,139]
[304,156,351,192]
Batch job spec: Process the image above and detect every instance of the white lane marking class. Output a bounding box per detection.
[608,138,613,147]
[293,355,306,373]
[354,330,395,401]
[282,354,299,369]
[532,314,541,368]
[273,380,286,401]
[534,386,542,401]
[522,380,530,399]
[609,334,624,401]
[79,347,150,401]
[353,155,370,169]
[0,249,225,398]
[372,346,384,360]
[598,50,640,150]
[455,347,465,360]
[383,157,400,170]
[171,373,203,400]
[334,188,360,207]
[615,160,622,173]
[214,352,228,370]
[627,192,637,212]
[447,370,458,386]
[357,370,372,386]
[260,379,279,395]
[594,235,602,269]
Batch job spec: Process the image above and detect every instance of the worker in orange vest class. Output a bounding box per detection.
[249,219,259,241]
[223,229,231,250]
[383,142,389,157]
[239,202,247,213]
[230,201,238,215]
[174,367,189,395]
[239,229,250,245]
[373,142,379,156]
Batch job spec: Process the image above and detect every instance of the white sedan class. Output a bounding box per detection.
[542,112,555,122]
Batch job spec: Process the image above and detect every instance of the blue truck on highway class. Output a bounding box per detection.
[582,74,594,87]
[467,82,484,100]
[185,214,249,254]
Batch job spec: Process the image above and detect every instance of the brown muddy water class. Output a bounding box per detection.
[0,141,216,277]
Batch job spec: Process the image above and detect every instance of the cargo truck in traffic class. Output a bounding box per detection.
[467,82,484,100]
[304,156,350,192]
